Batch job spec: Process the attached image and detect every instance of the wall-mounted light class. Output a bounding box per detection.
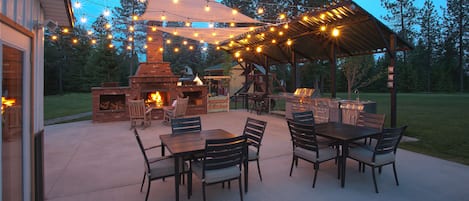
[387,65,394,88]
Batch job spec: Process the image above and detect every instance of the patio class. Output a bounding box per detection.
[44,110,469,201]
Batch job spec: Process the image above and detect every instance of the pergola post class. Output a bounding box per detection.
[329,42,337,98]
[389,34,397,127]
[264,55,270,95]
[291,50,297,92]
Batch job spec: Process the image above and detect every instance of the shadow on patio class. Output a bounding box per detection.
[44,110,468,201]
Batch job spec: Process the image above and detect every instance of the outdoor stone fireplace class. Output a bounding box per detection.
[92,28,207,122]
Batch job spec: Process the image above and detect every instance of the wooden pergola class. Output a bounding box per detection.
[218,0,413,127]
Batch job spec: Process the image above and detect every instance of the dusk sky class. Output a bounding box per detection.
[72,0,447,28]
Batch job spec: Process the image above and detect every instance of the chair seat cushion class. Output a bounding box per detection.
[294,147,337,163]
[247,147,258,160]
[192,161,241,184]
[146,157,187,179]
[348,146,395,166]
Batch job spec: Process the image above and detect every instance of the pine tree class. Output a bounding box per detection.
[340,55,383,99]
[418,0,441,92]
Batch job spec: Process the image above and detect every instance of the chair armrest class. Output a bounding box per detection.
[144,144,162,151]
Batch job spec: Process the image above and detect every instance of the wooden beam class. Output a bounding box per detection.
[329,42,337,98]
[389,34,397,127]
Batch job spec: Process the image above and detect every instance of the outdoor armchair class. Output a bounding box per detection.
[347,126,408,193]
[163,96,189,125]
[171,116,202,134]
[292,111,337,147]
[128,99,152,129]
[192,135,247,201]
[287,120,338,188]
[243,117,267,181]
[133,129,190,201]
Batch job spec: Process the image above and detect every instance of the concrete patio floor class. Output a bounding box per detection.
[44,110,469,201]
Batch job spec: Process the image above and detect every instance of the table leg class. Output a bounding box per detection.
[174,156,180,201]
[341,143,348,188]
[161,142,165,156]
[244,157,249,193]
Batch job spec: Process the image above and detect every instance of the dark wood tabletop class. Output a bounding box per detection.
[315,122,381,142]
[160,129,238,156]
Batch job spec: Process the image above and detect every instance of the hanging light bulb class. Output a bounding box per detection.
[109,44,114,48]
[286,39,292,46]
[103,8,110,17]
[166,39,171,44]
[161,14,166,21]
[80,16,87,23]
[246,47,251,51]
[159,47,164,52]
[129,26,134,32]
[249,27,255,31]
[127,45,132,50]
[247,34,251,38]
[279,31,284,36]
[270,27,275,32]
[303,16,308,21]
[51,35,58,40]
[148,37,153,41]
[63,28,69,33]
[257,7,264,14]
[128,37,133,41]
[172,0,178,3]
[194,32,199,37]
[332,28,340,37]
[183,41,188,45]
[320,13,326,20]
[230,22,236,27]
[200,40,205,43]
[174,47,179,52]
[185,21,191,27]
[132,15,138,21]
[91,39,97,44]
[208,22,214,28]
[320,25,327,32]
[144,44,148,49]
[173,31,178,35]
[189,45,194,50]
[279,13,286,20]
[212,32,217,36]
[73,38,78,44]
[232,9,238,15]
[74,1,81,9]
[256,46,262,53]
[229,34,234,38]
[105,23,111,29]
[107,34,113,39]
[87,30,93,35]
[216,46,220,50]
[234,51,241,58]
[271,39,277,44]
[238,58,244,62]
[205,4,210,12]
[283,23,289,29]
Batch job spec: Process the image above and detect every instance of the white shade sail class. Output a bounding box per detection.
[155,26,260,45]
[140,0,261,23]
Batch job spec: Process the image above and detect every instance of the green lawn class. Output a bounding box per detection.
[44,93,92,120]
[45,92,469,165]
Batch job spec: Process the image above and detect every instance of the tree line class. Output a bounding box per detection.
[44,0,467,95]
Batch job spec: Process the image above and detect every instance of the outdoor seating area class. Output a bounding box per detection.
[44,110,469,201]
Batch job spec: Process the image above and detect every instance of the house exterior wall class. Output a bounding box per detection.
[1,0,51,200]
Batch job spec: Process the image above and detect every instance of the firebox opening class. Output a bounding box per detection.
[143,91,169,108]
[183,91,203,106]
[100,94,125,111]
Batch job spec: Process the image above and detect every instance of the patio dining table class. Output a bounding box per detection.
[160,129,248,201]
[315,122,381,188]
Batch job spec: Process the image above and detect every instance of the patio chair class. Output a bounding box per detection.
[133,129,190,201]
[292,111,337,147]
[356,112,386,145]
[163,96,189,125]
[287,120,338,188]
[192,135,247,201]
[347,126,407,193]
[128,99,152,129]
[171,116,202,134]
[243,117,267,181]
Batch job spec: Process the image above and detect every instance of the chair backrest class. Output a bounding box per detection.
[171,116,202,134]
[287,120,319,158]
[356,112,386,131]
[128,99,146,119]
[292,111,315,125]
[311,105,329,124]
[243,118,267,152]
[203,135,247,174]
[133,129,151,173]
[173,97,189,118]
[373,126,408,161]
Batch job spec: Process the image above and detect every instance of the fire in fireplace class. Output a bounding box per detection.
[144,91,168,108]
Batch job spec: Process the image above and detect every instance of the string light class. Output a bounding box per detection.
[129,26,134,32]
[205,4,210,12]
[63,28,69,33]
[80,16,87,23]
[172,0,178,3]
[148,37,153,41]
[238,58,243,62]
[279,31,284,36]
[286,39,292,46]
[303,16,308,21]
[283,24,289,29]
[109,44,114,48]
[127,45,132,50]
[257,7,264,14]
[185,21,191,27]
[256,46,262,53]
[74,1,81,9]
[234,51,241,58]
[270,27,275,32]
[91,39,97,44]
[194,32,199,37]
[183,41,188,45]
[246,47,251,51]
[212,32,217,36]
[161,14,166,21]
[320,13,326,20]
[332,28,340,37]
[105,23,111,29]
[279,13,286,20]
[173,31,178,35]
[216,46,220,50]
[128,37,133,41]
[103,8,110,17]
[152,26,157,31]
[232,9,238,15]
[51,35,58,40]
[174,47,179,52]
[107,34,113,39]
[249,27,255,31]
[144,44,148,49]
[189,45,194,50]
[166,39,171,44]
[87,30,93,35]
[132,15,138,21]
[271,39,277,44]
[320,25,327,32]
[159,47,164,52]
[247,34,251,38]
[230,22,236,27]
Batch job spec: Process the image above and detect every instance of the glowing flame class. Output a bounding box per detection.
[145,91,164,108]
[2,97,16,114]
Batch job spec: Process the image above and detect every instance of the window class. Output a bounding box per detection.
[2,44,23,201]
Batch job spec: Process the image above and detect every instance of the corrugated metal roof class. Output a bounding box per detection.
[219,0,412,65]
